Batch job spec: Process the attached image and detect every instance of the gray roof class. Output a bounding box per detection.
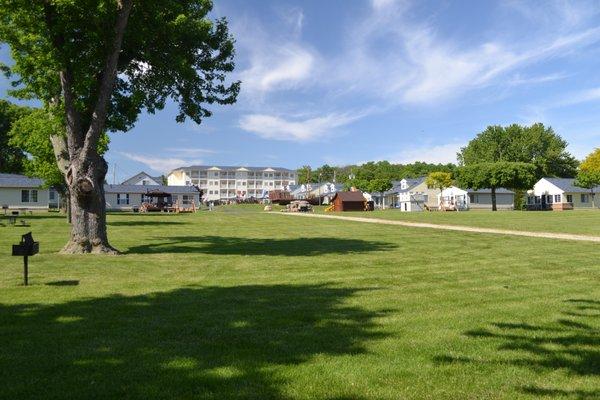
[543,177,600,193]
[120,171,162,185]
[0,173,44,188]
[104,184,199,194]
[171,165,296,174]
[396,177,427,194]
[467,187,514,194]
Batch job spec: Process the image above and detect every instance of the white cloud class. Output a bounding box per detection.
[329,2,600,106]
[553,87,600,107]
[388,142,464,164]
[120,152,204,174]
[240,44,315,93]
[238,112,361,142]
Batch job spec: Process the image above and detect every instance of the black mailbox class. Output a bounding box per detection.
[12,232,39,256]
[11,232,39,286]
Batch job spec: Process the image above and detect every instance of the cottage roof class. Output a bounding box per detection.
[120,171,162,185]
[0,173,44,188]
[543,177,600,193]
[333,191,366,202]
[468,187,514,194]
[104,184,199,194]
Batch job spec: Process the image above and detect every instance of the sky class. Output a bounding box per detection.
[2,0,600,182]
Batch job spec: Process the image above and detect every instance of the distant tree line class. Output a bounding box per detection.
[296,161,456,187]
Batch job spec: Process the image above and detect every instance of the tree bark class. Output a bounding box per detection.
[491,186,497,211]
[61,154,116,254]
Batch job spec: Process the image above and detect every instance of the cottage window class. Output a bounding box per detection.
[31,190,38,202]
[117,193,130,205]
[566,194,573,203]
[554,194,561,203]
[21,190,29,202]
[182,195,192,205]
[49,190,56,200]
[546,195,553,204]
[581,194,589,203]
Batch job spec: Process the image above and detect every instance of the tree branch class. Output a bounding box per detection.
[82,0,133,159]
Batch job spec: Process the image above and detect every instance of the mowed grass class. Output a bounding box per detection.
[0,207,598,399]
[330,208,600,236]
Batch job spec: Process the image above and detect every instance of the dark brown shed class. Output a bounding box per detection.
[330,191,366,211]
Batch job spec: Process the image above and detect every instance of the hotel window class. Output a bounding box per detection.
[581,194,589,203]
[554,194,561,203]
[117,193,130,205]
[566,194,573,203]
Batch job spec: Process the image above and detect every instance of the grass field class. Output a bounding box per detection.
[0,207,598,399]
[318,208,600,236]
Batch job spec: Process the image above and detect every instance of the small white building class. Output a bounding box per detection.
[0,173,60,210]
[439,186,515,211]
[397,177,444,212]
[528,177,600,210]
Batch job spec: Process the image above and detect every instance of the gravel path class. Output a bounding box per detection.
[277,212,600,243]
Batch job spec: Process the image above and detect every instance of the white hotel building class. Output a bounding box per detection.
[167,165,297,201]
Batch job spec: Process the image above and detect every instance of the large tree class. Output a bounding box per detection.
[576,148,600,208]
[0,0,239,253]
[456,162,536,211]
[458,123,577,210]
[458,124,578,180]
[0,99,28,173]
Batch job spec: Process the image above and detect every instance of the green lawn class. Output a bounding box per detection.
[323,208,600,236]
[0,208,598,399]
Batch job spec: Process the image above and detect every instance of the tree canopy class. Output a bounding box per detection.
[0,99,28,173]
[425,171,453,193]
[576,148,600,189]
[458,123,578,179]
[0,0,240,253]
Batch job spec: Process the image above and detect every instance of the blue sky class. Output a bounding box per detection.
[2,0,600,182]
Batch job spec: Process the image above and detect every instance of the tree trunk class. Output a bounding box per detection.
[491,187,497,211]
[60,154,117,254]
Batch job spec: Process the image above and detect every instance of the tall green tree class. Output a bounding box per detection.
[458,124,578,180]
[0,99,28,173]
[0,0,239,253]
[456,162,536,211]
[576,148,600,208]
[297,165,313,184]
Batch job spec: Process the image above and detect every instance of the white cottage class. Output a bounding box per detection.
[0,173,60,210]
[438,186,514,211]
[528,178,600,210]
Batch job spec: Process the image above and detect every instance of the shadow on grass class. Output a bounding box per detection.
[0,284,386,399]
[434,299,599,398]
[126,236,397,256]
[108,220,187,227]
[45,280,79,286]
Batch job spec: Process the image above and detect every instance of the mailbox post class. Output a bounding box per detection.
[11,232,39,286]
